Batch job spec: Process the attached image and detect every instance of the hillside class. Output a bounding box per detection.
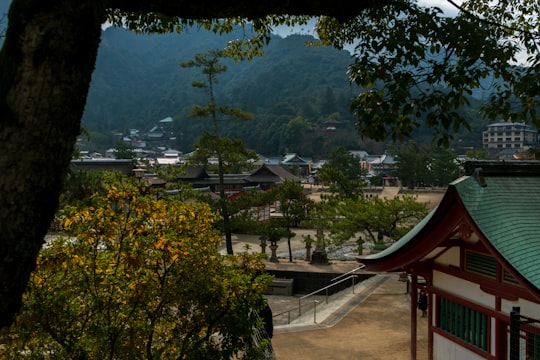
[83,27,490,158]
[82,27,372,157]
[0,2,505,157]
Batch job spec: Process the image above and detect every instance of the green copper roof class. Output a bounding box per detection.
[454,171,540,290]
[363,160,540,291]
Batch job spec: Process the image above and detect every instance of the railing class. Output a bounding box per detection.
[272,266,366,325]
[330,264,365,283]
[252,312,276,359]
[272,275,359,325]
[273,307,295,325]
[298,275,358,316]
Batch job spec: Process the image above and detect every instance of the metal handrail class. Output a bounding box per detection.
[330,264,365,283]
[298,275,358,316]
[272,308,295,324]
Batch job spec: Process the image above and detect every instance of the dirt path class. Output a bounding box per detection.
[271,273,428,360]
[307,185,444,211]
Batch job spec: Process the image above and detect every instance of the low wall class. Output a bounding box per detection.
[266,269,374,296]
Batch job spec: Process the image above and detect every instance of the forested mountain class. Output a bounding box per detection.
[83,27,488,157]
[0,1,503,158]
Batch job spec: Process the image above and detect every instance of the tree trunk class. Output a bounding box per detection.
[0,0,105,328]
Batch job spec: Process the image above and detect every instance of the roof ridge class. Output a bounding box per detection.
[463,160,540,176]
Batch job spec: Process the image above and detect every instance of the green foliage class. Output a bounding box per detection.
[182,49,256,254]
[323,195,429,247]
[465,149,489,160]
[318,147,367,200]
[326,146,366,180]
[106,15,310,62]
[390,142,430,189]
[81,29,384,157]
[189,132,258,173]
[58,169,107,209]
[270,180,313,260]
[257,218,292,244]
[463,0,540,126]
[202,188,277,235]
[82,27,497,156]
[390,141,460,188]
[318,166,363,200]
[3,180,272,359]
[114,141,137,159]
[429,146,461,186]
[316,2,527,146]
[273,180,312,226]
[282,117,314,154]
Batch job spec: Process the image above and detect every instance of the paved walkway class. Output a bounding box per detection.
[267,271,428,360]
[220,239,429,359]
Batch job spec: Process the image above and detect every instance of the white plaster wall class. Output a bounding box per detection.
[434,271,495,308]
[433,246,460,267]
[434,333,485,360]
[500,295,540,359]
[501,296,540,319]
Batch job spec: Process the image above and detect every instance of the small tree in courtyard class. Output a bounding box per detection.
[324,194,429,252]
[273,180,313,262]
[181,49,255,256]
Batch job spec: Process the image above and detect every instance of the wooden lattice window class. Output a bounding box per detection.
[465,250,497,279]
[439,297,488,351]
[527,332,540,360]
[503,269,520,286]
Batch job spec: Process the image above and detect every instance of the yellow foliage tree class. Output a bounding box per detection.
[1,179,272,359]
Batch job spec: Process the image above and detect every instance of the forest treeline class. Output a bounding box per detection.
[83,26,489,159]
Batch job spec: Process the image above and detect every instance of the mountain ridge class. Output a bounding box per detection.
[83,27,368,157]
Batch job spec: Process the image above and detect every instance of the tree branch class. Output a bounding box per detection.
[105,0,390,21]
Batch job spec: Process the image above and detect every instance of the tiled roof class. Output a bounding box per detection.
[281,153,309,165]
[246,164,300,183]
[455,165,540,290]
[362,160,540,291]
[177,166,209,180]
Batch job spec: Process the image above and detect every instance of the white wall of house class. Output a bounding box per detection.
[431,269,540,359]
[433,334,485,360]
[501,296,540,319]
[432,272,495,359]
[433,246,460,267]
[434,271,495,307]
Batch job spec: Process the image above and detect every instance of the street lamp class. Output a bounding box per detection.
[132,168,145,182]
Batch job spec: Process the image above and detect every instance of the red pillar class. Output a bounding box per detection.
[411,274,418,360]
[427,291,433,360]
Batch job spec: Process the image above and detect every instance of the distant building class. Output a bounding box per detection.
[324,118,341,132]
[176,163,300,194]
[280,153,312,176]
[365,153,395,175]
[482,121,538,159]
[70,159,134,176]
[155,149,182,165]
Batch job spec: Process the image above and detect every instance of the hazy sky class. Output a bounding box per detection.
[272,0,462,37]
[419,0,462,16]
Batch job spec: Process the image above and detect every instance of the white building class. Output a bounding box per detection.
[482,121,538,159]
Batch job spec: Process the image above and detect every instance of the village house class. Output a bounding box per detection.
[360,160,540,360]
[175,163,300,193]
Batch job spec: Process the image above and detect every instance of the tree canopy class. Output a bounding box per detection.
[2,179,272,359]
[181,49,255,255]
[317,1,540,146]
[1,0,539,329]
